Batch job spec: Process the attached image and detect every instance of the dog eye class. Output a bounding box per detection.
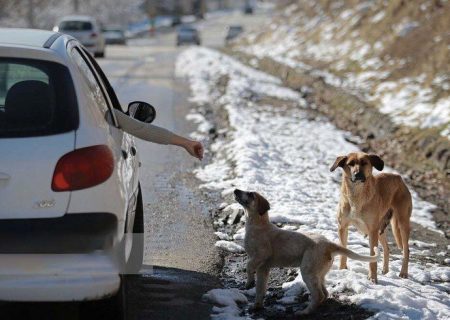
[348,161,355,166]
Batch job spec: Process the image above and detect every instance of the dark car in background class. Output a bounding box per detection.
[244,5,254,14]
[103,26,127,45]
[226,25,244,44]
[176,25,201,46]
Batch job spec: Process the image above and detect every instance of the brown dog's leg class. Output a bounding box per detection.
[253,266,270,310]
[379,208,393,235]
[338,223,349,269]
[390,217,403,250]
[399,219,410,278]
[379,232,390,274]
[368,230,379,283]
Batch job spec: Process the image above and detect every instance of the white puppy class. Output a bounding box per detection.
[234,189,378,315]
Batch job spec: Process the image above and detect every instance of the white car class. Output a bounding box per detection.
[53,15,106,58]
[0,28,149,315]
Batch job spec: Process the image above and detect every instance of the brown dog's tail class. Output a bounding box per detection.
[330,244,379,262]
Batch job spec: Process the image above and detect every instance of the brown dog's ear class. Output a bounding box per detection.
[330,156,347,172]
[369,154,384,171]
[255,193,270,216]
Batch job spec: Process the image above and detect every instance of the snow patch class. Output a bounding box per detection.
[203,288,248,320]
[215,240,245,253]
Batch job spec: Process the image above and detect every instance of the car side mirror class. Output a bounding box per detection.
[127,101,156,123]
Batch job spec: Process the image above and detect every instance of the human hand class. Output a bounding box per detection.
[184,140,204,160]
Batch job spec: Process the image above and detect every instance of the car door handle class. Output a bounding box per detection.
[130,146,137,156]
[122,150,128,159]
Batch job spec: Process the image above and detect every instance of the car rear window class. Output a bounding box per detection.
[0,58,78,138]
[179,27,195,32]
[59,21,93,31]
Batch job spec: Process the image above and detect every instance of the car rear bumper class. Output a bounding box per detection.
[0,253,120,301]
[0,213,118,254]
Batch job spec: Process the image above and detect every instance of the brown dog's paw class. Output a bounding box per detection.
[367,275,378,284]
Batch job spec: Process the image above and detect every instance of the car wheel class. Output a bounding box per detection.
[124,184,144,274]
[115,275,128,320]
[95,51,105,58]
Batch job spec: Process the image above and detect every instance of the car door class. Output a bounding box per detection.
[80,48,139,196]
[70,45,139,229]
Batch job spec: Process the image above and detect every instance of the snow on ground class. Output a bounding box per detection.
[203,288,248,320]
[176,47,450,319]
[215,240,245,253]
[236,6,450,138]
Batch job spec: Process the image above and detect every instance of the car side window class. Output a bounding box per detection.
[69,46,110,117]
[81,47,124,112]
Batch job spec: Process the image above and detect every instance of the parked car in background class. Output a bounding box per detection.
[0,28,148,318]
[103,26,127,45]
[226,25,244,44]
[244,5,254,14]
[53,15,106,57]
[176,25,201,46]
[171,15,182,27]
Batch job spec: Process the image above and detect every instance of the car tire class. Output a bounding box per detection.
[116,275,128,320]
[95,51,105,58]
[124,184,144,274]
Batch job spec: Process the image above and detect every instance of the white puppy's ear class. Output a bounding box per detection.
[330,156,347,172]
[255,193,270,216]
[369,154,384,171]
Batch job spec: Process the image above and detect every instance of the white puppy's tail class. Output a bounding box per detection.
[331,244,379,262]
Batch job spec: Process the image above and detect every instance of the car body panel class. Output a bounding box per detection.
[0,133,75,219]
[0,253,120,301]
[177,26,200,45]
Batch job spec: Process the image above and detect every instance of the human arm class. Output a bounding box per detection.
[114,109,203,160]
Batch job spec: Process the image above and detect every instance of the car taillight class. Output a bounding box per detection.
[52,145,114,192]
[90,32,97,38]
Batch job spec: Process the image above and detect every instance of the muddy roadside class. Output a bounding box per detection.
[222,48,449,239]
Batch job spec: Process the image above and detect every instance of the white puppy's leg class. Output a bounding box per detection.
[253,266,270,310]
[321,281,329,300]
[296,273,324,315]
[245,259,258,289]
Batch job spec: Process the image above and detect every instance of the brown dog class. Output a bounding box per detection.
[330,152,412,282]
[234,189,378,314]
